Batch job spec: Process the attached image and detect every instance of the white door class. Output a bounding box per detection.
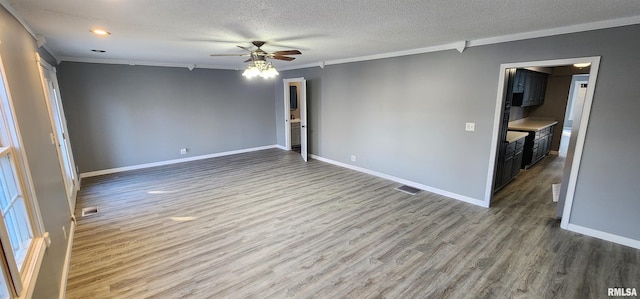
[283,78,308,161]
[37,56,78,214]
[299,79,308,162]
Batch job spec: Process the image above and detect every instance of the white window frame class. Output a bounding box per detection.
[0,49,48,299]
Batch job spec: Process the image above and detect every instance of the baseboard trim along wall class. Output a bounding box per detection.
[80,145,278,178]
[59,221,76,299]
[309,154,487,207]
[566,223,640,250]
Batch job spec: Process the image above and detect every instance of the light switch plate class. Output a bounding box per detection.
[465,122,475,131]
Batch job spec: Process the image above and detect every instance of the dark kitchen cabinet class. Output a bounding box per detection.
[512,69,548,107]
[501,154,514,186]
[517,124,555,169]
[495,137,526,191]
[494,69,516,191]
[513,70,526,93]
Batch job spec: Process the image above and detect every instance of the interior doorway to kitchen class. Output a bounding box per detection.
[486,57,600,229]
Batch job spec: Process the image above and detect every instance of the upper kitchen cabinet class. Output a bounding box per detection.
[512,69,548,107]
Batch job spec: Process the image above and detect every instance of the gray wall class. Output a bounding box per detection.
[57,63,276,173]
[278,25,640,241]
[279,54,494,200]
[0,7,72,298]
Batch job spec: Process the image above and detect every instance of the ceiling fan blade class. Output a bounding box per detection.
[271,55,296,61]
[210,53,250,57]
[244,58,253,63]
[237,45,253,51]
[272,50,301,56]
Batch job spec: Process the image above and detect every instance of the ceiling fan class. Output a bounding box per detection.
[210,41,302,79]
[210,41,301,62]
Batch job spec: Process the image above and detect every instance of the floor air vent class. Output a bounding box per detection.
[395,185,421,195]
[81,206,98,217]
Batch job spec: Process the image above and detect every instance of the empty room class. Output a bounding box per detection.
[0,1,639,298]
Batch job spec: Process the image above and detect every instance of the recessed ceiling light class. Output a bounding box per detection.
[90,29,111,36]
[91,49,106,53]
[573,62,591,68]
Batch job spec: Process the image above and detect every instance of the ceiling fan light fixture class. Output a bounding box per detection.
[211,41,298,79]
[242,60,279,79]
[242,63,261,79]
[260,62,279,79]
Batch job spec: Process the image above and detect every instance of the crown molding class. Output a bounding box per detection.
[280,15,640,72]
[277,62,325,72]
[467,15,640,48]
[58,56,241,71]
[0,0,35,37]
[324,41,464,67]
[1,0,61,63]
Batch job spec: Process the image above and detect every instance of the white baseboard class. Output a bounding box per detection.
[566,223,640,250]
[309,154,487,207]
[59,220,75,299]
[275,144,287,150]
[80,145,278,178]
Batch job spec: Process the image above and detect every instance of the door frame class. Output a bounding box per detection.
[36,54,79,215]
[485,56,601,228]
[283,77,308,161]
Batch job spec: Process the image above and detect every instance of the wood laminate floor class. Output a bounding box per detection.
[66,149,639,298]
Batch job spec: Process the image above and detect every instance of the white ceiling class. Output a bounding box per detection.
[6,0,640,70]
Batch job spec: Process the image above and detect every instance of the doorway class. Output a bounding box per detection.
[37,55,79,215]
[283,78,308,161]
[559,75,589,157]
[487,57,600,228]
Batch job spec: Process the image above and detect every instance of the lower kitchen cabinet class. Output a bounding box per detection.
[494,134,526,192]
[517,124,555,169]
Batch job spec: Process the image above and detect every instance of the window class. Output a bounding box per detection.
[0,147,34,267]
[0,53,47,298]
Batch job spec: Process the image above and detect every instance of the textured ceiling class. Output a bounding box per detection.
[7,0,640,70]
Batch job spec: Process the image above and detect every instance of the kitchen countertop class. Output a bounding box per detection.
[508,117,558,131]
[290,119,301,123]
[506,131,529,143]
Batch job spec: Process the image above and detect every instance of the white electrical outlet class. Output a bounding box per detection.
[351,155,356,162]
[180,148,188,155]
[465,122,475,131]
